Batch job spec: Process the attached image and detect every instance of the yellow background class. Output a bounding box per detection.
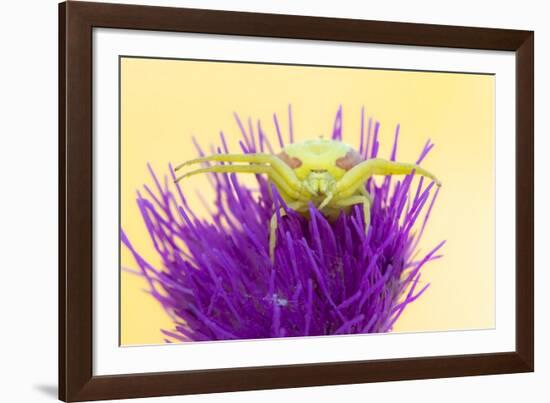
[121,57,495,346]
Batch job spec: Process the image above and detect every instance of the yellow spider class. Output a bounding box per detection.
[175,139,441,260]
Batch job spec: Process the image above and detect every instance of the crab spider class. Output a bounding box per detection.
[175,139,441,261]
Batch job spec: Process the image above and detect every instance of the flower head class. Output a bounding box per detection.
[122,106,443,342]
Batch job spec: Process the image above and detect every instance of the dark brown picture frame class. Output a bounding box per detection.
[59,1,534,401]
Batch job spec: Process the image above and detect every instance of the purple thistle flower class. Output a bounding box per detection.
[122,106,444,342]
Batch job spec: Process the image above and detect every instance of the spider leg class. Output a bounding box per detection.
[335,158,441,199]
[334,194,372,233]
[175,164,304,201]
[358,185,373,204]
[175,153,301,192]
[269,201,306,262]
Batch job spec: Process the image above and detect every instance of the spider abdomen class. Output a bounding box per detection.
[279,139,363,180]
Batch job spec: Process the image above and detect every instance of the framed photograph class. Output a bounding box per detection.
[59,1,534,401]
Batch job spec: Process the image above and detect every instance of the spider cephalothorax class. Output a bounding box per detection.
[175,138,440,260]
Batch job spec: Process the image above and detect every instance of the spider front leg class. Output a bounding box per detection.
[269,201,306,262]
[334,194,372,234]
[335,158,441,199]
[175,153,301,192]
[174,164,304,201]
